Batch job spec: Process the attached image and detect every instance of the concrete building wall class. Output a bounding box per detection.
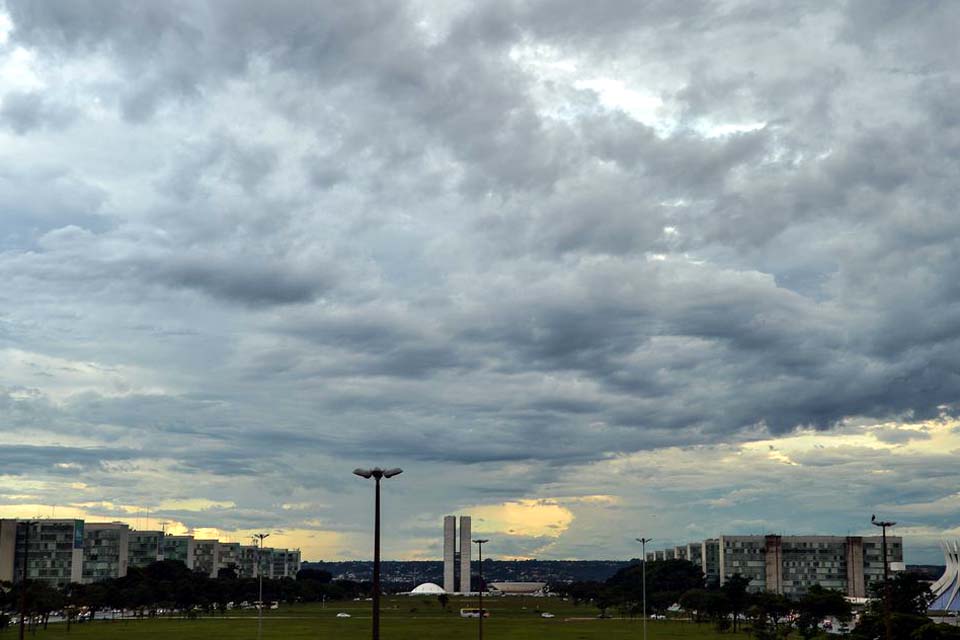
[443,515,455,593]
[0,519,17,583]
[764,535,783,594]
[459,515,472,593]
[846,536,866,598]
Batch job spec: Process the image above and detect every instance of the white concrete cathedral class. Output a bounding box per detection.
[930,540,960,613]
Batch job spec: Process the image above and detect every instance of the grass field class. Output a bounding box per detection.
[7,596,753,639]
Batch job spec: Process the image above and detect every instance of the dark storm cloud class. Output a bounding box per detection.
[3,0,960,559]
[0,444,140,475]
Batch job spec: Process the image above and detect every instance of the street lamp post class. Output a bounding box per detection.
[871,515,896,640]
[252,532,270,640]
[473,539,489,640]
[636,538,653,640]
[354,467,403,640]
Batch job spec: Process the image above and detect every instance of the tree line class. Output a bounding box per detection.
[552,558,960,640]
[0,560,366,633]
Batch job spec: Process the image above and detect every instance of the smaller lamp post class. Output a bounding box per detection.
[473,539,489,640]
[871,515,896,640]
[252,532,270,640]
[636,537,653,640]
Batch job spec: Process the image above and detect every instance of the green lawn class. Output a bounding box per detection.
[11,596,752,639]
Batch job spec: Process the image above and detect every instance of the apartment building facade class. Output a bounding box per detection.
[82,522,130,583]
[128,530,164,568]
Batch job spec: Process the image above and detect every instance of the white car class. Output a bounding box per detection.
[541,612,556,618]
[336,612,351,618]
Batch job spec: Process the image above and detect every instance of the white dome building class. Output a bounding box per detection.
[409,582,446,595]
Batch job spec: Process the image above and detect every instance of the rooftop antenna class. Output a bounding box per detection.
[160,521,170,536]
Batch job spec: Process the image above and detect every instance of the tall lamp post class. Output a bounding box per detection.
[252,532,270,640]
[636,537,653,640]
[473,539,489,640]
[354,467,403,640]
[871,515,896,640]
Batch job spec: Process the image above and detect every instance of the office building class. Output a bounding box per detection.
[128,530,164,568]
[648,534,902,597]
[687,541,703,571]
[442,515,473,593]
[459,515,472,593]
[443,515,456,592]
[275,548,302,578]
[218,542,241,575]
[162,535,196,570]
[701,539,720,585]
[82,522,129,583]
[0,518,300,585]
[239,544,261,578]
[193,539,221,577]
[3,520,85,586]
[270,548,301,578]
[718,534,903,596]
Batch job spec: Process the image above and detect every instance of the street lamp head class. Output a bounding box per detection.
[354,467,403,479]
[473,539,489,544]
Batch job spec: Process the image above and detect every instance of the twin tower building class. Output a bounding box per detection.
[443,515,472,593]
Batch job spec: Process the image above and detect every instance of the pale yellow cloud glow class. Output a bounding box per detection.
[740,416,960,461]
[464,499,574,538]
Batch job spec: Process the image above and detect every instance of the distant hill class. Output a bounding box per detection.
[906,564,946,581]
[301,559,634,586]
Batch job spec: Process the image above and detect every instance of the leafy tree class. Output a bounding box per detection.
[747,591,792,639]
[795,586,851,639]
[853,572,937,639]
[911,621,960,640]
[217,566,238,581]
[679,588,731,626]
[606,559,704,614]
[721,574,751,632]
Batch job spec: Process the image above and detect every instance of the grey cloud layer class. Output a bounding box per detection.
[1,0,958,559]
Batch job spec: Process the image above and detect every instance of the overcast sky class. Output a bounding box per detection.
[1,0,959,564]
